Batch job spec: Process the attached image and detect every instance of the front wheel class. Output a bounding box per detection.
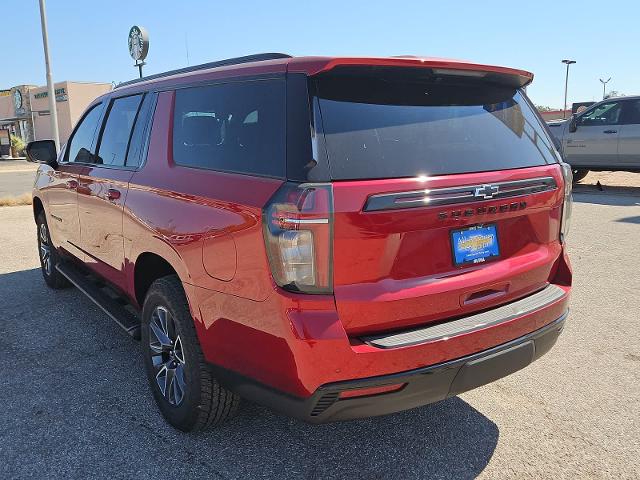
[36,211,70,289]
[572,168,589,183]
[141,275,240,431]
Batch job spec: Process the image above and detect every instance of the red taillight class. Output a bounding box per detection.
[263,182,333,294]
[339,383,406,399]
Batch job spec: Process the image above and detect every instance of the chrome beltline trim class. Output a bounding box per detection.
[364,176,558,212]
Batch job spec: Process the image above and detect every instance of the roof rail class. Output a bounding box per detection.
[116,52,292,89]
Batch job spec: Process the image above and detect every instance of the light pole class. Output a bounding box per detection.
[599,77,611,100]
[38,0,60,151]
[562,59,576,119]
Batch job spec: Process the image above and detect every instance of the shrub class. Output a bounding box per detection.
[10,135,26,157]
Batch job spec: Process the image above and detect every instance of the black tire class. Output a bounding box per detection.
[36,211,71,289]
[572,168,589,183]
[141,275,240,431]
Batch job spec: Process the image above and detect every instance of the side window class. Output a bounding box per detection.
[126,93,157,167]
[95,94,143,166]
[172,79,285,177]
[579,101,623,126]
[622,100,640,125]
[66,103,103,163]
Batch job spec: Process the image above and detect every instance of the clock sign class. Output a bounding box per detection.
[128,26,149,62]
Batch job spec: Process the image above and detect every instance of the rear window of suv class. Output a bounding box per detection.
[172,79,285,177]
[314,71,557,180]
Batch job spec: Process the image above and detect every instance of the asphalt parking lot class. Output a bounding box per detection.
[0,160,37,197]
[1,179,639,479]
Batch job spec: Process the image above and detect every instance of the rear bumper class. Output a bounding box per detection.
[212,310,567,423]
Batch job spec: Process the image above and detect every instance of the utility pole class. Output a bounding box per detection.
[562,59,576,119]
[599,77,611,100]
[38,0,60,151]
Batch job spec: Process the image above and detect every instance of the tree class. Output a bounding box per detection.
[604,90,624,99]
[10,135,26,158]
[536,105,555,112]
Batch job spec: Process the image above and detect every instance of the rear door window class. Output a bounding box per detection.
[172,79,285,177]
[622,100,640,125]
[314,73,558,180]
[96,94,143,166]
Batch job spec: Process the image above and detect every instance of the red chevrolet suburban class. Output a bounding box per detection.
[27,54,572,432]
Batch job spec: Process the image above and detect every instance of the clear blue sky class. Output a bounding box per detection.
[6,0,639,108]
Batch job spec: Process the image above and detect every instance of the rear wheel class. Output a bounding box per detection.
[36,211,70,289]
[141,275,240,431]
[572,168,589,183]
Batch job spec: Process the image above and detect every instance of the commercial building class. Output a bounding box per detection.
[539,109,572,122]
[0,81,111,156]
[537,102,597,123]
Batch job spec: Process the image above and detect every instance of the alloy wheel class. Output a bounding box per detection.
[39,222,52,276]
[148,306,187,406]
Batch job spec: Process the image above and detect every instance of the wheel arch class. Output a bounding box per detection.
[125,228,201,314]
[132,252,182,308]
[33,196,44,221]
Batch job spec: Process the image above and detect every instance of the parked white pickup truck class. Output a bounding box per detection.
[547,96,640,182]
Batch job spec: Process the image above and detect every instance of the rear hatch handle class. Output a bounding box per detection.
[461,284,510,307]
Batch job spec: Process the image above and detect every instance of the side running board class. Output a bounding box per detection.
[56,262,141,340]
[361,284,566,349]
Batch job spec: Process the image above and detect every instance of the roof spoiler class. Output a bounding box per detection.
[291,57,534,88]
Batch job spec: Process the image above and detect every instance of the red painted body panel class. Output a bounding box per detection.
[190,276,570,397]
[122,92,283,306]
[331,164,564,335]
[287,56,533,86]
[35,163,86,261]
[32,55,571,405]
[78,166,134,289]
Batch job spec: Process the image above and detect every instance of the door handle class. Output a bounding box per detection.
[603,130,618,134]
[65,179,78,189]
[107,188,121,201]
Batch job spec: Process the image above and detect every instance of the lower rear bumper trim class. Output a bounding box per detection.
[210,311,568,423]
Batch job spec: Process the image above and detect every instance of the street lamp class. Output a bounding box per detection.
[599,77,611,100]
[38,0,60,151]
[562,59,576,119]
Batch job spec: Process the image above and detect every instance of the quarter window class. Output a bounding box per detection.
[96,95,143,166]
[172,80,286,177]
[66,103,103,163]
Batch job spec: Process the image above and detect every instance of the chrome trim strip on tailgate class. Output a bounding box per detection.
[361,284,566,349]
[363,176,558,212]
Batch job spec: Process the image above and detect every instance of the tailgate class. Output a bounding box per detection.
[310,65,565,335]
[332,165,564,335]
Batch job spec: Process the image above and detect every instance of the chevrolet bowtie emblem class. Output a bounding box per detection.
[474,184,500,199]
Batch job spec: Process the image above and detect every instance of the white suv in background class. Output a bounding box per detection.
[548,96,640,182]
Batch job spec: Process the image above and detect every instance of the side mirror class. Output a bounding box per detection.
[26,140,58,168]
[568,115,578,133]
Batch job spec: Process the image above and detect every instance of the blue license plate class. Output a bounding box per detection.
[451,224,500,266]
